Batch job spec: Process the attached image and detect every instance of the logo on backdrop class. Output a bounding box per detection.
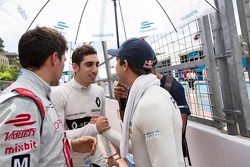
[54,21,69,30]
[181,10,198,21]
[140,21,157,33]
[17,4,28,20]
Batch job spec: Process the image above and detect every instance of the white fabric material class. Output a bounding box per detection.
[0,0,216,50]
[50,78,113,167]
[102,129,133,153]
[120,74,160,158]
[130,85,184,167]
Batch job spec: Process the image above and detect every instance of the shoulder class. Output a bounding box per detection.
[50,83,72,103]
[90,84,105,94]
[171,79,184,91]
[138,86,170,109]
[0,94,39,115]
[51,82,72,95]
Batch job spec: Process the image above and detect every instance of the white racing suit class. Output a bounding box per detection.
[0,69,72,167]
[51,78,113,167]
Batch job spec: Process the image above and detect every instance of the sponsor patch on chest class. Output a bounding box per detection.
[11,154,30,167]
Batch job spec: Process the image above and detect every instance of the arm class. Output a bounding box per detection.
[99,90,114,159]
[171,81,191,134]
[0,96,42,166]
[102,129,132,153]
[137,102,181,167]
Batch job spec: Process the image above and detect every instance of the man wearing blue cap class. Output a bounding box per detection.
[108,38,185,167]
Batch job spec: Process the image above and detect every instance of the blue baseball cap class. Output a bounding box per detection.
[107,38,155,69]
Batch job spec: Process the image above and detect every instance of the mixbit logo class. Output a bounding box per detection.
[140,21,157,33]
[5,114,36,127]
[54,21,69,30]
[5,140,37,155]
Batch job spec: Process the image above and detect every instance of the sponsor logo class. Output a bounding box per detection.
[66,117,91,129]
[92,33,114,38]
[170,97,177,109]
[140,21,154,29]
[17,5,28,20]
[54,119,63,131]
[5,140,37,155]
[95,97,101,107]
[91,109,101,113]
[140,21,157,33]
[144,130,160,140]
[5,114,36,127]
[12,154,30,167]
[45,103,54,112]
[54,21,69,30]
[143,60,153,69]
[67,112,86,117]
[4,128,36,141]
[181,10,198,21]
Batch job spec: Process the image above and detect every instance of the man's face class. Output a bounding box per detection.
[74,54,99,87]
[115,57,126,84]
[52,53,66,86]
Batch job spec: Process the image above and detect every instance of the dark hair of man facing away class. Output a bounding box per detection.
[119,57,151,76]
[18,26,68,69]
[72,44,97,66]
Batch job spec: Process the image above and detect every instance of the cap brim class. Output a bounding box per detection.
[107,49,119,57]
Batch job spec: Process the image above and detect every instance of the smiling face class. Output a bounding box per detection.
[73,54,99,87]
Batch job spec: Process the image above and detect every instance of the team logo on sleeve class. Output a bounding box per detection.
[144,130,160,140]
[11,154,30,167]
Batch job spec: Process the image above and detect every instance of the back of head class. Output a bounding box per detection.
[108,38,155,75]
[18,26,68,69]
[72,44,97,66]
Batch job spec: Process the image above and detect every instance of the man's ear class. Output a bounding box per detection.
[72,63,79,72]
[51,52,58,66]
[123,60,129,71]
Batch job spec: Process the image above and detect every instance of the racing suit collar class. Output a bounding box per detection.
[72,78,91,91]
[19,68,51,99]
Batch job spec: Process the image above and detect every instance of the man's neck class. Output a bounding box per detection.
[74,76,90,87]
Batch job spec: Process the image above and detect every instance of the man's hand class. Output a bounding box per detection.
[71,136,97,155]
[114,82,128,99]
[114,82,129,121]
[107,156,119,167]
[94,116,110,134]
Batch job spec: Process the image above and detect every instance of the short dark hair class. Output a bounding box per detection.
[119,57,150,76]
[18,26,68,69]
[72,45,97,66]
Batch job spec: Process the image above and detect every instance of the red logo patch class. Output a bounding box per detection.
[4,128,37,141]
[5,140,37,155]
[143,60,153,69]
[5,114,36,127]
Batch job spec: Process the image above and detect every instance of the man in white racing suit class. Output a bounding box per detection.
[51,45,115,167]
[106,38,185,167]
[0,27,96,167]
